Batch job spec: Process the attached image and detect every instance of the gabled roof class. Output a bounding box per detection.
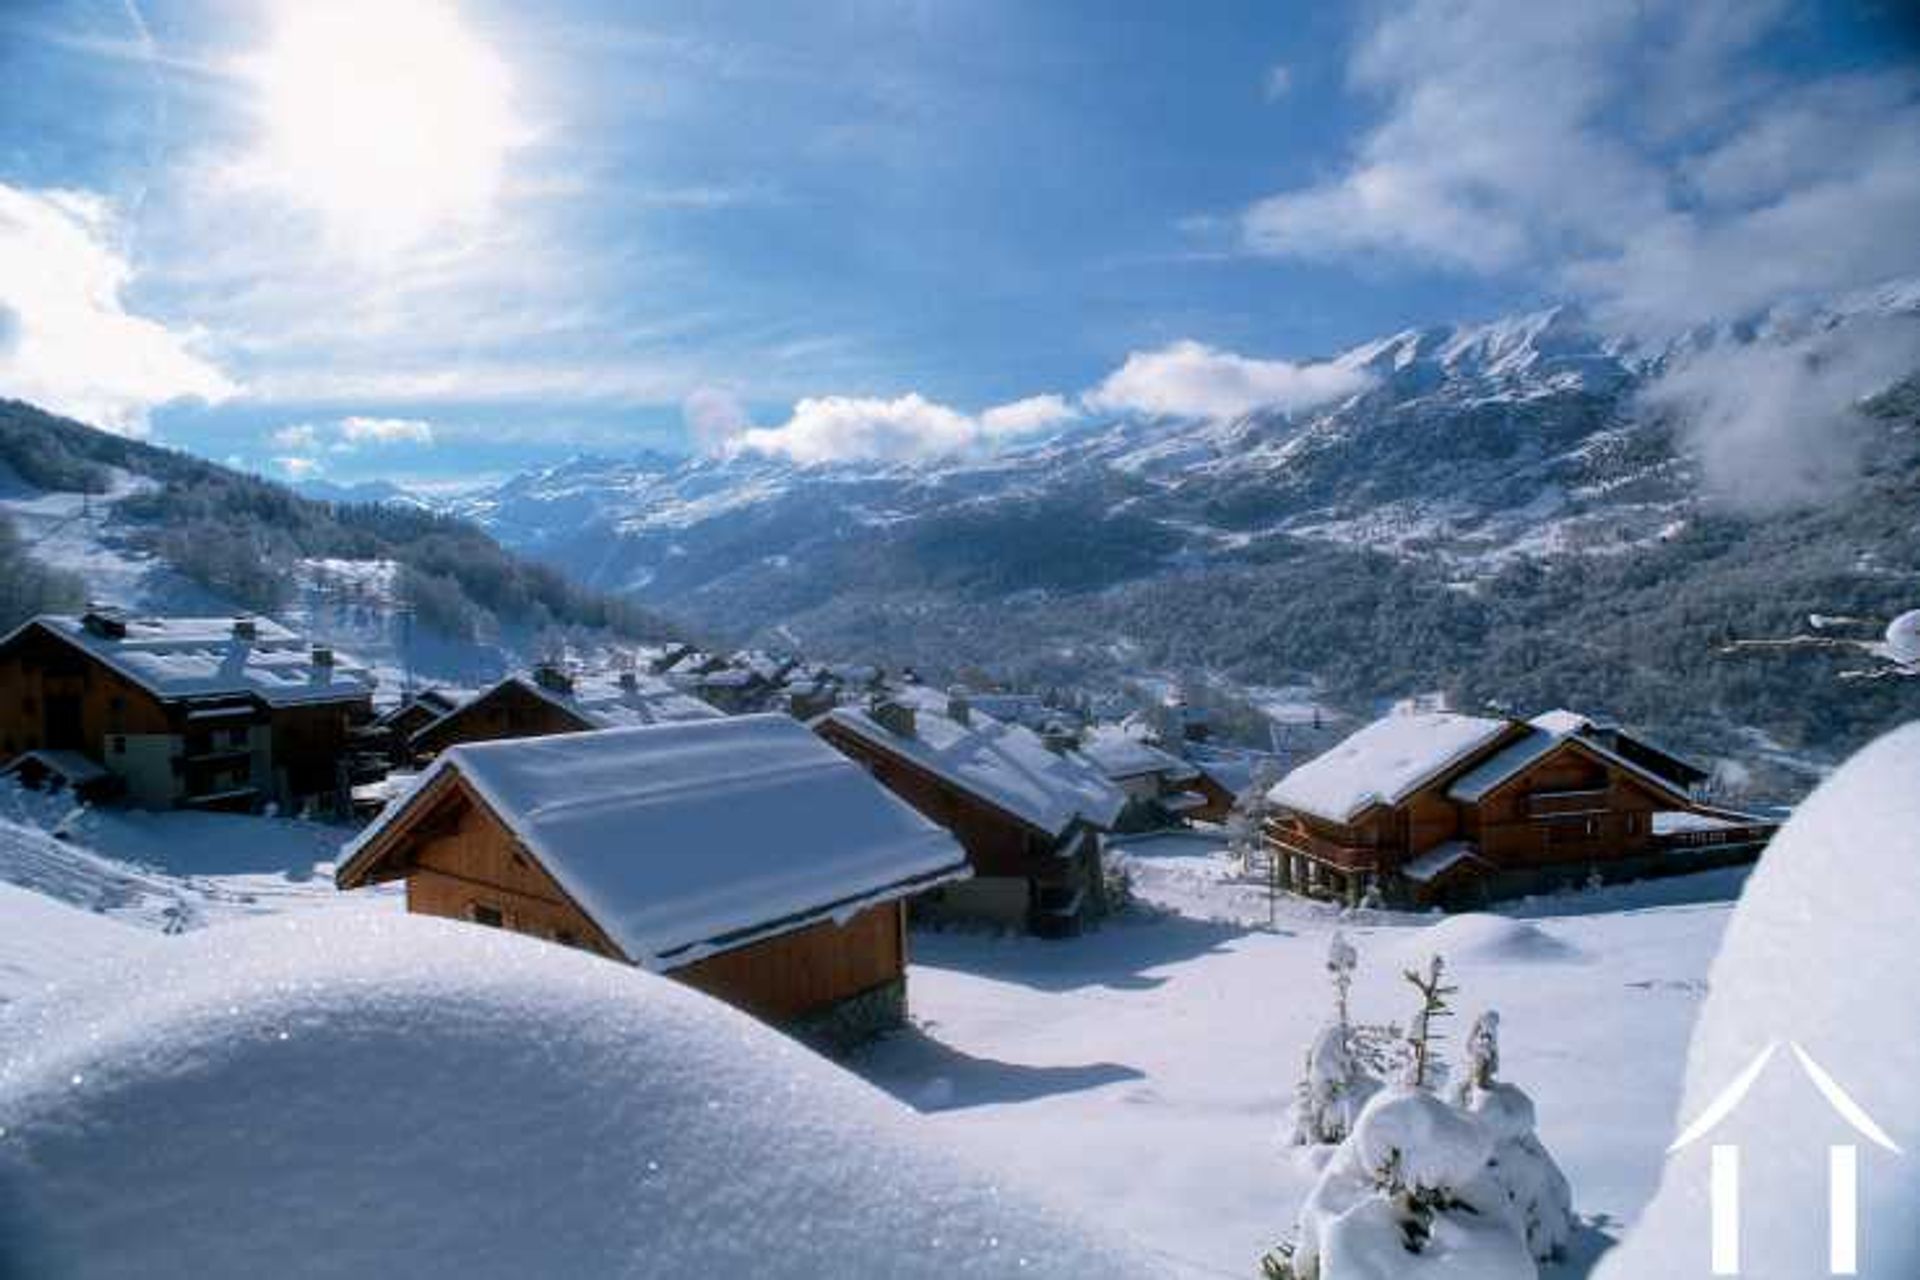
[415,672,723,747]
[1267,712,1515,824]
[1,614,375,708]
[1447,711,1698,806]
[822,702,1126,838]
[1076,725,1200,783]
[339,715,969,968]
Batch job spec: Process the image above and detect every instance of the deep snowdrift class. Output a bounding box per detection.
[1597,721,1920,1280]
[0,912,1152,1279]
[0,881,153,1005]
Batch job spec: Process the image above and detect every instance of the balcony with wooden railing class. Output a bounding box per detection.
[1264,820,1383,873]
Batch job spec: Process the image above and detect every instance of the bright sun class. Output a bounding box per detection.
[239,0,521,256]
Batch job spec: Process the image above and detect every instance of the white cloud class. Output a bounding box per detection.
[1239,0,1920,332]
[1084,340,1372,420]
[1264,64,1292,100]
[273,455,322,479]
[721,386,1086,464]
[733,393,977,464]
[1643,317,1920,512]
[338,415,435,445]
[979,393,1081,437]
[0,184,236,434]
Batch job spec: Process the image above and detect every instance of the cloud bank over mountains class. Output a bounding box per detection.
[1241,0,1920,334]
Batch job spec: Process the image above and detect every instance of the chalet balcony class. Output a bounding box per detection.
[1525,788,1610,817]
[1265,825,1382,873]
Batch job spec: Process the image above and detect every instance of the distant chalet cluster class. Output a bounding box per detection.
[1,607,1776,1046]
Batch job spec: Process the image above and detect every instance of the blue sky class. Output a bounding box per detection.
[1,0,1916,485]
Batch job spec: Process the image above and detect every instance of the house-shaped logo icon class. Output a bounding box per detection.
[1669,1040,1902,1276]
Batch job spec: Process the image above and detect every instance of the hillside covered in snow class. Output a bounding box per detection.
[0,399,683,688]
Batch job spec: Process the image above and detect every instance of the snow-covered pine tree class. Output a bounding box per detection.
[1283,932,1378,1147]
[1453,1010,1574,1262]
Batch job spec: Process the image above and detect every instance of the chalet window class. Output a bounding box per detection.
[228,728,248,748]
[110,695,124,712]
[469,903,505,928]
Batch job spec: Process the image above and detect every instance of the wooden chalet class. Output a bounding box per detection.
[409,666,721,759]
[0,610,376,813]
[336,715,970,1046]
[816,690,1127,937]
[1265,709,1776,908]
[1077,725,1208,830]
[369,688,459,762]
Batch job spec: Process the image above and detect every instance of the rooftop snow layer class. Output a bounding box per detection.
[0,912,1156,1278]
[517,672,724,729]
[1077,725,1199,782]
[1268,712,1513,824]
[346,715,968,966]
[824,704,1126,836]
[10,614,375,707]
[1446,726,1571,802]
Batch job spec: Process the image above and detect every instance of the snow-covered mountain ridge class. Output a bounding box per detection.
[432,288,1920,785]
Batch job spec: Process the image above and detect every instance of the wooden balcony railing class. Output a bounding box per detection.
[1266,826,1382,873]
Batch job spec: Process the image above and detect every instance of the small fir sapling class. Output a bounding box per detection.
[1454,1010,1575,1262]
[1285,932,1380,1147]
[1401,955,1456,1090]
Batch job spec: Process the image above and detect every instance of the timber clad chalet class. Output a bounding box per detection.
[0,609,375,812]
[337,715,970,1045]
[408,665,721,760]
[816,691,1127,937]
[1077,724,1208,830]
[1266,709,1776,908]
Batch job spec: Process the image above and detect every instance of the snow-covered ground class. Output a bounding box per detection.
[856,832,1746,1277]
[0,791,1767,1276]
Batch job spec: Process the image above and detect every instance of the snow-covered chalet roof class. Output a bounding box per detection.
[1077,725,1199,783]
[1448,709,1696,806]
[1267,712,1513,824]
[5,614,375,708]
[822,702,1126,837]
[434,672,723,736]
[342,715,968,967]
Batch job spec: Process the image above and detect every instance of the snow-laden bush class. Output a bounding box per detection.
[1266,958,1573,1279]
[1455,1011,1573,1262]
[1284,933,1381,1147]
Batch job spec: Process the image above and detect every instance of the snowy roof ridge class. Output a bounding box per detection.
[1077,725,1199,782]
[824,703,1126,836]
[1448,709,1701,806]
[343,715,968,967]
[1267,711,1514,824]
[1,614,375,708]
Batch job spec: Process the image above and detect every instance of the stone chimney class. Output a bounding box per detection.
[532,662,574,695]
[311,645,335,669]
[231,616,258,641]
[870,695,916,738]
[946,686,972,726]
[618,670,639,692]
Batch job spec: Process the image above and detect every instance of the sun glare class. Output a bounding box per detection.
[238,0,521,256]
